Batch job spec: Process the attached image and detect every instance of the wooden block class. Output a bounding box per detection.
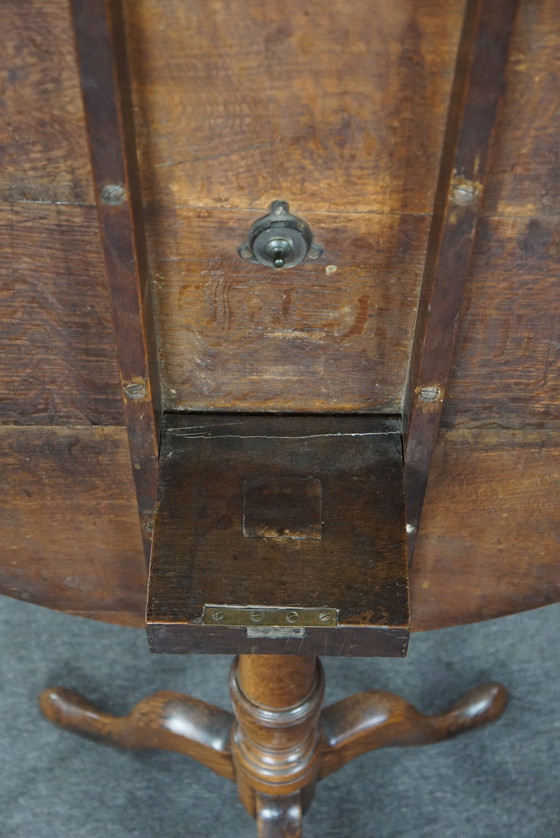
[148,208,428,412]
[147,414,409,655]
[0,203,123,426]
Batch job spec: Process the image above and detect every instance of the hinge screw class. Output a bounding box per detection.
[418,386,442,403]
[451,177,480,207]
[100,184,127,205]
[123,381,148,400]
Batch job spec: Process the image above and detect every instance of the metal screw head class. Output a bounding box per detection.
[100,184,127,206]
[319,611,332,623]
[451,178,479,207]
[211,610,225,622]
[308,243,323,260]
[418,386,442,403]
[286,610,299,624]
[238,243,252,260]
[123,381,147,400]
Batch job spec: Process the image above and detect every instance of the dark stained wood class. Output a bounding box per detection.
[410,428,560,632]
[0,0,94,204]
[147,208,428,413]
[146,414,409,656]
[1,426,557,634]
[404,0,520,548]
[442,219,560,430]
[0,203,123,426]
[38,654,507,835]
[0,426,146,624]
[123,0,463,415]
[231,656,322,813]
[39,687,235,780]
[256,793,304,838]
[71,0,162,549]
[0,0,557,641]
[482,0,560,218]
[319,682,508,779]
[146,624,409,658]
[123,0,464,215]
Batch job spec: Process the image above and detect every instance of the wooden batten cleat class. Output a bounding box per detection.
[146,414,409,656]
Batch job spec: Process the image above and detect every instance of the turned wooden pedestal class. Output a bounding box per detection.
[40,655,507,836]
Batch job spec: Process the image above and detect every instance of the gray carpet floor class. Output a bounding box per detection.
[0,595,558,837]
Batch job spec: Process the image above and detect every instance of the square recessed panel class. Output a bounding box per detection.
[147,414,409,657]
[243,476,323,540]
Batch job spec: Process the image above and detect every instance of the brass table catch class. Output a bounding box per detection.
[238,200,323,269]
[203,605,338,628]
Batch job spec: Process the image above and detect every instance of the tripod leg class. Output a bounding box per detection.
[39,687,235,780]
[320,682,508,779]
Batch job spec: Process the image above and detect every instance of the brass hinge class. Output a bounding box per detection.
[203,605,338,629]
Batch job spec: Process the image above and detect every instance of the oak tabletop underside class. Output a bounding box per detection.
[0,0,558,634]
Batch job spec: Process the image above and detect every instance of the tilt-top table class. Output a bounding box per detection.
[1,0,559,834]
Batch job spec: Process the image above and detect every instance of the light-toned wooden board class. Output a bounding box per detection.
[0,0,94,204]
[411,428,560,631]
[124,0,464,214]
[443,216,560,429]
[0,426,146,623]
[0,203,124,426]
[148,208,428,412]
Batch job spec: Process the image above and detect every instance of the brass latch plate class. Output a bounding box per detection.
[203,605,338,628]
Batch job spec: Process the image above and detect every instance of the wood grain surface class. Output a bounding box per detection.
[147,415,409,656]
[39,686,235,779]
[123,0,463,412]
[71,0,162,555]
[0,426,145,624]
[1,423,556,634]
[443,216,560,429]
[441,0,560,431]
[0,0,93,204]
[411,428,560,631]
[148,208,427,412]
[482,0,560,218]
[123,0,464,215]
[0,203,123,426]
[0,0,558,633]
[403,0,520,548]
